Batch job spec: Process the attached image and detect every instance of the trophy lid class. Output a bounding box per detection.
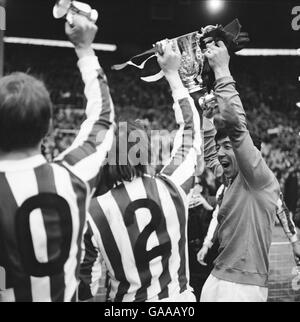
[53,0,71,19]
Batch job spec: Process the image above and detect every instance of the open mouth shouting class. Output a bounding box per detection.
[220,159,230,170]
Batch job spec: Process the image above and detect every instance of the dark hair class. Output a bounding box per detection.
[0,72,52,152]
[95,121,152,196]
[215,128,262,151]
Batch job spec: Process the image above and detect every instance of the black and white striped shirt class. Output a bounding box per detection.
[79,89,201,302]
[0,54,115,302]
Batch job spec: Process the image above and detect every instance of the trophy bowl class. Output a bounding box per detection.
[176,32,204,93]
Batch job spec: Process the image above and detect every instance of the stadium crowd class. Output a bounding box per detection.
[4,45,300,220]
[1,12,300,303]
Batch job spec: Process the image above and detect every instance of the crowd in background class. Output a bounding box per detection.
[4,45,300,221]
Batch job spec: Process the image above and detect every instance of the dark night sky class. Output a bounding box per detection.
[4,0,300,52]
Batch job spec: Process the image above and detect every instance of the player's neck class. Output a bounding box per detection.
[0,146,42,161]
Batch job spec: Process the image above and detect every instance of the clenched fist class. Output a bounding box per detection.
[205,41,231,80]
[65,14,98,50]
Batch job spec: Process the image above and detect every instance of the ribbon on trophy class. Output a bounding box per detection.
[112,19,250,92]
[111,31,202,84]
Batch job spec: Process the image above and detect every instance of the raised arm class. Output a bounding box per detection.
[205,41,275,189]
[158,41,201,195]
[55,15,115,193]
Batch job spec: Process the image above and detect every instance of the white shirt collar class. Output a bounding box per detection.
[0,154,47,172]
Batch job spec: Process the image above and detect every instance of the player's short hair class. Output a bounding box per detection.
[215,128,262,151]
[0,72,52,152]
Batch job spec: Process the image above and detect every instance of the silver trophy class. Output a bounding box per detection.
[53,0,99,25]
[156,32,204,93]
[176,32,204,93]
[175,28,219,114]
[156,33,216,114]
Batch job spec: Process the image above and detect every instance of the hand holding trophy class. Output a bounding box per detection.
[154,32,204,93]
[155,39,182,77]
[112,19,249,116]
